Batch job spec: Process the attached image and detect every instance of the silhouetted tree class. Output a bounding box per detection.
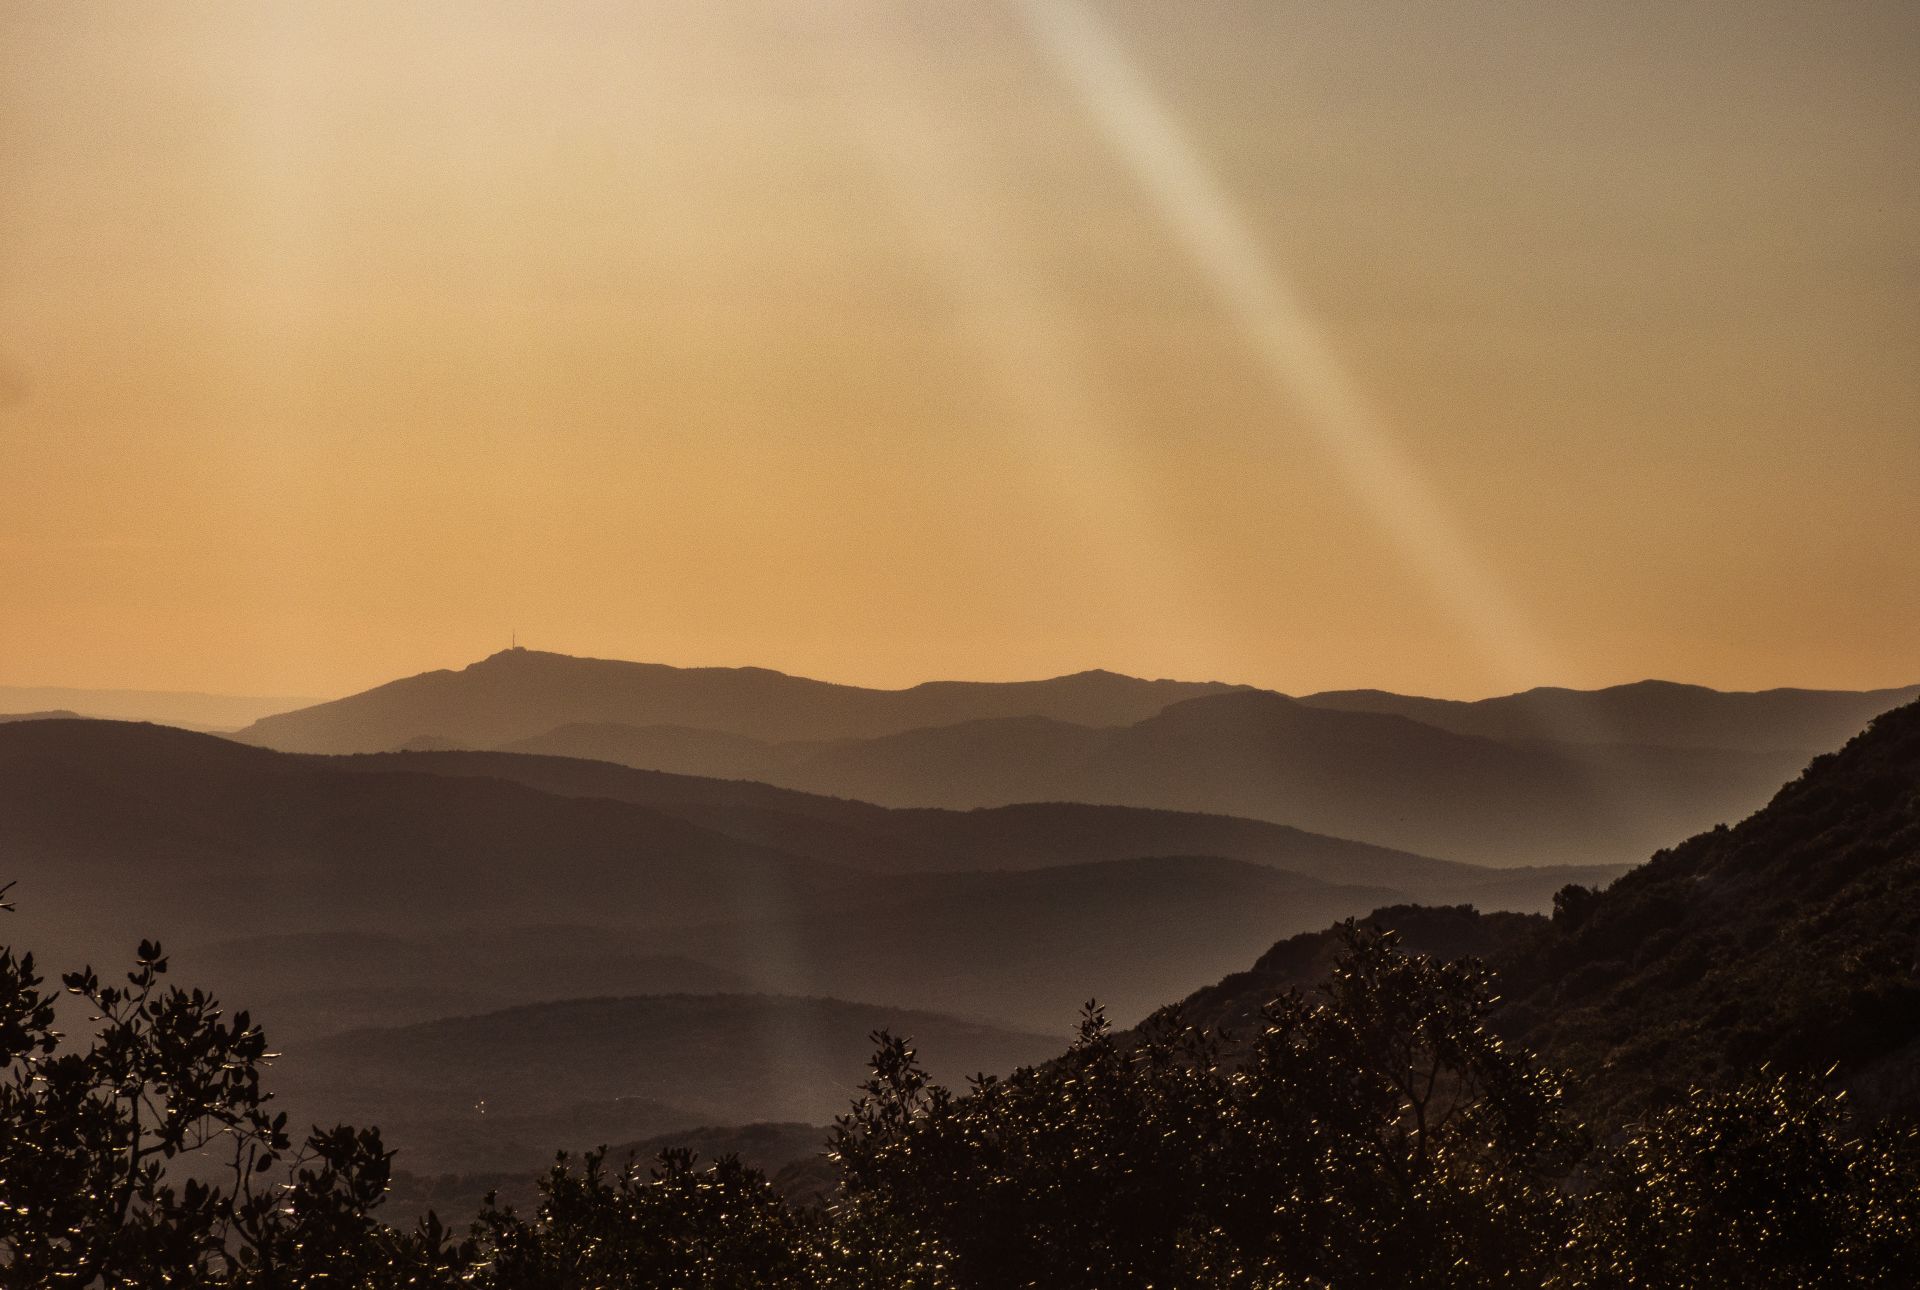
[830,924,1574,1288]
[9,883,1920,1286]
[0,884,472,1285]
[477,1146,816,1288]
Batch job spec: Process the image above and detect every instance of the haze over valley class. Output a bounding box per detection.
[4,647,1914,1189]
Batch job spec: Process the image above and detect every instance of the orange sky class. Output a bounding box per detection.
[2,1,1916,701]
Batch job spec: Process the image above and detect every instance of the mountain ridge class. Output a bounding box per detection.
[236,649,1247,751]
[1301,678,1920,753]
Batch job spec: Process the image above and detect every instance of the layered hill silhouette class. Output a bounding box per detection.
[1300,678,1920,753]
[0,719,849,968]
[235,650,1910,867]
[0,717,1611,1037]
[498,693,1809,867]
[184,927,758,1039]
[640,855,1405,1028]
[327,747,1610,899]
[21,689,1913,1186]
[237,648,1241,750]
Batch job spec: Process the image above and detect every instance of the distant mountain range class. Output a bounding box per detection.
[0,684,316,730]
[233,651,1914,867]
[369,693,1920,1205]
[238,649,1241,750]
[1300,679,1920,753]
[11,663,1912,1193]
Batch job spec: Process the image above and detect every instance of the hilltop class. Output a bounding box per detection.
[236,649,1242,751]
[226,651,1916,867]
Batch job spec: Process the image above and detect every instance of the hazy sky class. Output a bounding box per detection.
[3,0,1915,699]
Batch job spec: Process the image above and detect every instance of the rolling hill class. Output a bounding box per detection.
[0,718,851,967]
[640,855,1406,1029]
[329,746,1601,901]
[1300,678,1920,753]
[236,648,1242,751]
[2,717,1610,1039]
[273,993,1058,1175]
[182,927,758,1039]
[501,692,1810,867]
[231,651,1904,868]
[0,684,314,730]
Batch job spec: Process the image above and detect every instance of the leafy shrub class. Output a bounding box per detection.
[7,889,1918,1287]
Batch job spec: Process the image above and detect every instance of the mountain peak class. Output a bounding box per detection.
[472,646,567,667]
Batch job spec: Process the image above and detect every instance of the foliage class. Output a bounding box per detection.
[7,885,1920,1286]
[478,1146,816,1289]
[1555,1076,1920,1289]
[0,883,473,1286]
[829,923,1572,1288]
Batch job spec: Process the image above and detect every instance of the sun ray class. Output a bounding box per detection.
[1009,0,1564,691]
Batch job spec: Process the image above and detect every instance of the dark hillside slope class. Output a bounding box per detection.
[1498,697,1920,1113]
[0,720,849,963]
[502,722,776,780]
[1139,701,1920,1115]
[237,649,1240,752]
[1145,903,1544,1043]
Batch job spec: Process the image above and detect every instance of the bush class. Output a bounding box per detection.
[7,890,1917,1287]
